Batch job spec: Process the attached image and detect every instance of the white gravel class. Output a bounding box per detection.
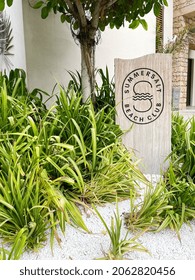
[21,175,195,260]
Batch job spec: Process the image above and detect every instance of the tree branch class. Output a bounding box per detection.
[73,0,87,28]
[63,0,78,20]
[90,1,102,39]
[99,0,117,20]
[101,0,118,11]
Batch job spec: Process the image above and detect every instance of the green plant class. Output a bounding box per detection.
[2,0,168,103]
[66,70,82,93]
[159,164,195,237]
[0,69,48,119]
[124,115,195,238]
[0,80,90,256]
[124,173,195,239]
[124,182,172,232]
[55,87,146,203]
[0,228,27,260]
[171,114,195,180]
[93,201,148,260]
[0,128,89,254]
[66,67,116,111]
[83,143,145,204]
[0,141,50,250]
[171,113,187,157]
[95,67,115,110]
[0,72,147,258]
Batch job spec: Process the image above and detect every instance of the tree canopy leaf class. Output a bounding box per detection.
[6,0,13,7]
[0,0,5,11]
[0,0,168,33]
[41,6,49,19]
[33,1,44,9]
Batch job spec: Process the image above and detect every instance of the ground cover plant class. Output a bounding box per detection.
[124,114,195,238]
[0,69,146,259]
[93,201,149,260]
[1,67,194,259]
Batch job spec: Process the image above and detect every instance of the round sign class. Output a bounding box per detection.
[122,68,164,125]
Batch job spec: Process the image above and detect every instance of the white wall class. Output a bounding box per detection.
[97,13,156,78]
[21,1,172,102]
[22,2,156,96]
[5,0,26,71]
[23,0,80,99]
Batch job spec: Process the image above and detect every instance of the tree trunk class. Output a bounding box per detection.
[80,40,96,105]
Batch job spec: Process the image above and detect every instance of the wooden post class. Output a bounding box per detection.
[115,54,172,174]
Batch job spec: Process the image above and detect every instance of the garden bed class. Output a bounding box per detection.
[20,175,195,260]
[20,202,195,260]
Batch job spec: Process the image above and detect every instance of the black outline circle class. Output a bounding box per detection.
[122,68,164,125]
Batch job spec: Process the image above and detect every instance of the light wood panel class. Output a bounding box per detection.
[115,54,172,174]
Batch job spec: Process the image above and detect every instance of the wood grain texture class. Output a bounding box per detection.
[115,54,172,174]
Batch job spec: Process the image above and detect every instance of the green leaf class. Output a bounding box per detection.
[33,1,44,9]
[73,20,79,30]
[162,0,168,7]
[52,142,74,151]
[41,6,49,19]
[0,0,5,11]
[109,21,115,29]
[139,19,148,31]
[153,2,162,17]
[145,2,153,14]
[99,22,105,31]
[60,14,71,23]
[61,14,67,23]
[6,0,13,7]
[129,20,140,30]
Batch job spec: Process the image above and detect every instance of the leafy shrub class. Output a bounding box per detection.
[124,182,172,232]
[171,113,195,180]
[54,87,145,203]
[95,67,115,110]
[124,114,195,238]
[93,201,148,260]
[0,69,146,258]
[66,67,115,111]
[0,69,48,116]
[0,229,27,260]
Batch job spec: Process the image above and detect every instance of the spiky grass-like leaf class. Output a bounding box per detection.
[93,201,148,260]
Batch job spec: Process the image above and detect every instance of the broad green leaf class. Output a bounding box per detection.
[0,0,5,11]
[145,2,153,14]
[129,20,140,30]
[6,0,13,7]
[41,6,49,19]
[162,0,168,7]
[33,1,44,9]
[153,2,162,17]
[139,19,148,31]
[109,21,115,29]
[60,14,71,23]
[61,14,66,23]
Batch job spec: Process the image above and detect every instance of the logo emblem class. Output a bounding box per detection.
[122,68,164,125]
